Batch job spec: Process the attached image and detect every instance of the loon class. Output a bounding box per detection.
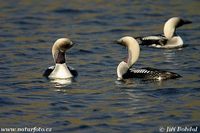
[116,36,181,81]
[136,17,192,48]
[43,38,77,79]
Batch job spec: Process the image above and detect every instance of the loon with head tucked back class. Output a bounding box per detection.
[43,38,77,79]
[136,17,192,48]
[116,36,181,81]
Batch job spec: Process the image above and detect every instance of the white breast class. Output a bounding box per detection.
[48,64,73,79]
[164,36,183,48]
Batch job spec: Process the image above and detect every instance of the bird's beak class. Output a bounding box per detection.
[114,39,125,47]
[72,41,78,46]
[183,20,192,25]
[113,40,119,44]
[177,19,192,28]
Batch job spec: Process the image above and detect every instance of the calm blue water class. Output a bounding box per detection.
[0,0,200,133]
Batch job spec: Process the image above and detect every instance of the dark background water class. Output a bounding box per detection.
[0,0,200,133]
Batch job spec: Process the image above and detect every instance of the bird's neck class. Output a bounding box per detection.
[164,23,176,39]
[126,43,140,68]
[55,51,65,64]
[117,41,140,80]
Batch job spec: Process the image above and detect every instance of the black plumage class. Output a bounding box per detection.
[136,34,168,47]
[123,67,181,80]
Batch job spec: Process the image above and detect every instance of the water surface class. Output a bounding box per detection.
[0,0,200,132]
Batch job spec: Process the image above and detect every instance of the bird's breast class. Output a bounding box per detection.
[48,63,73,79]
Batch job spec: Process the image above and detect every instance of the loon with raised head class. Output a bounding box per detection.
[43,38,77,79]
[116,36,181,81]
[136,17,192,48]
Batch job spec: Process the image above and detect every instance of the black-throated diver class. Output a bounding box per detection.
[43,38,77,79]
[116,36,181,81]
[136,17,192,48]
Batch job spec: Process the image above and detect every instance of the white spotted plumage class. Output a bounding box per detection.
[130,69,150,74]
